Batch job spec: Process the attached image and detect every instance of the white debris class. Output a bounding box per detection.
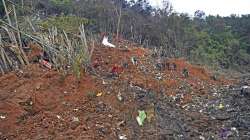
[231,127,237,131]
[242,85,249,89]
[102,80,107,85]
[212,92,218,96]
[56,115,62,119]
[199,135,205,140]
[231,127,239,136]
[73,108,79,111]
[131,57,137,65]
[0,115,6,119]
[118,134,127,140]
[117,92,123,101]
[72,117,80,122]
[102,36,116,48]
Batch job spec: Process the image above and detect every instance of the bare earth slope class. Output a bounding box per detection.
[1,44,249,139]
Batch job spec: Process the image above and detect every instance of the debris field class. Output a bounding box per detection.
[0,42,249,140]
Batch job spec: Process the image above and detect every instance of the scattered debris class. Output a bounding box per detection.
[131,57,137,65]
[117,92,123,101]
[0,115,6,119]
[111,65,123,76]
[39,59,52,69]
[56,115,62,120]
[218,103,224,109]
[72,117,80,122]
[96,92,103,97]
[102,36,116,48]
[199,136,205,140]
[1,42,247,139]
[118,134,127,140]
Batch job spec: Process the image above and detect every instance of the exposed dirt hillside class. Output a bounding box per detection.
[1,42,246,139]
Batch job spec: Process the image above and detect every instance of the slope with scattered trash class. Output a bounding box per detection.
[0,41,249,139]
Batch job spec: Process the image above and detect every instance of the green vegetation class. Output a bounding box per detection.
[189,15,250,70]
[39,16,89,32]
[4,0,250,72]
[50,0,72,5]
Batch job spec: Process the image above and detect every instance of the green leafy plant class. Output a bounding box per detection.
[136,110,147,126]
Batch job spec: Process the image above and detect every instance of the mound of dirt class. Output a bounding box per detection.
[0,43,241,139]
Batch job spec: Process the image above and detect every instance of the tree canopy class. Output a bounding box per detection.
[3,0,250,71]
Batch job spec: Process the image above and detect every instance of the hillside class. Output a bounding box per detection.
[1,42,249,139]
[0,0,250,139]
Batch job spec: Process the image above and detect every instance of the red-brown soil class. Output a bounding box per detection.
[0,43,232,139]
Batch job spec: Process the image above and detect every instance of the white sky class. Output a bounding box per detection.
[148,0,250,16]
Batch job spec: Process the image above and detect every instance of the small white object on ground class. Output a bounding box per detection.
[117,92,123,101]
[199,135,205,140]
[131,57,137,65]
[242,86,249,89]
[56,115,61,119]
[118,134,127,140]
[0,115,6,119]
[102,36,116,48]
[72,117,80,122]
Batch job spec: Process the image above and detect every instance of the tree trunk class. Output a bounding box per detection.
[116,7,122,41]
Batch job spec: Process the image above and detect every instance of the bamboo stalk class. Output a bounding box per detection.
[116,7,122,41]
[89,39,95,62]
[2,0,12,26]
[0,63,4,75]
[25,16,36,32]
[0,47,8,70]
[13,4,29,65]
[79,24,88,49]
[0,35,8,70]
[79,24,89,62]
[63,30,73,53]
[0,19,59,54]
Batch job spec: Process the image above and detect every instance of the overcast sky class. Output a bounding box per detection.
[148,0,250,16]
